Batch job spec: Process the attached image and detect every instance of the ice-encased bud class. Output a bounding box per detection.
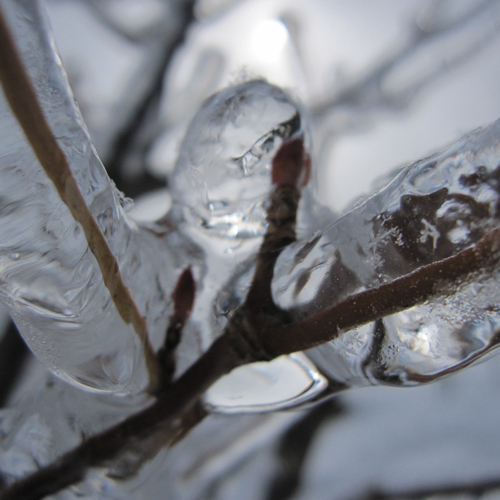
[166,81,329,411]
[170,79,306,239]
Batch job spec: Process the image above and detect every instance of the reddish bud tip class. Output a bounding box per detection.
[271,137,311,187]
[172,267,196,325]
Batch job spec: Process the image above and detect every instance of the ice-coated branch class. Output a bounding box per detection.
[3,201,499,500]
[272,118,500,385]
[5,123,500,498]
[2,4,500,492]
[263,226,500,357]
[157,267,196,387]
[0,2,160,390]
[0,136,309,500]
[0,0,175,394]
[0,333,237,500]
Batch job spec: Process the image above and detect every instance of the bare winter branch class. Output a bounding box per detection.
[0,5,160,390]
[262,226,500,357]
[5,133,500,498]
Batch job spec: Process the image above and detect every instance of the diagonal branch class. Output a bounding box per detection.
[0,6,160,390]
[358,475,500,500]
[4,226,500,500]
[262,226,500,356]
[0,137,308,500]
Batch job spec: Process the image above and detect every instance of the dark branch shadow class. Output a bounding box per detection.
[266,398,344,500]
[358,476,500,500]
[104,0,197,197]
[0,320,29,408]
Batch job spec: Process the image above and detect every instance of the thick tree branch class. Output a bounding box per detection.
[0,6,160,390]
[0,138,308,500]
[1,2,499,499]
[157,267,196,389]
[0,333,240,500]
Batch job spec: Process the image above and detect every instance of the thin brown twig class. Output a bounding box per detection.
[1,8,500,496]
[261,226,500,356]
[0,333,241,500]
[157,267,196,389]
[2,109,500,497]
[0,6,160,390]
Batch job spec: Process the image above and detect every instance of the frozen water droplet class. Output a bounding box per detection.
[170,79,307,241]
[167,81,328,411]
[204,353,327,413]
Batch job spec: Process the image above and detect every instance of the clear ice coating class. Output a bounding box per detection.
[0,0,176,395]
[0,0,326,410]
[204,354,327,413]
[273,118,500,387]
[166,79,328,411]
[4,0,500,413]
[170,79,305,239]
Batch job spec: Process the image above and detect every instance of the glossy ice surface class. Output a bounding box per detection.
[274,119,500,386]
[0,0,174,394]
[3,0,500,499]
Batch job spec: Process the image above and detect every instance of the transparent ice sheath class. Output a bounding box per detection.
[166,79,328,411]
[0,0,176,395]
[0,1,326,410]
[273,118,500,387]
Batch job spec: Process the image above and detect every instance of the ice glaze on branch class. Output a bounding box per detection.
[0,0,167,393]
[0,136,309,500]
[262,226,500,357]
[6,120,500,498]
[0,3,160,390]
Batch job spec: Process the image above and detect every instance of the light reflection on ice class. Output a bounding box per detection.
[205,354,327,413]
